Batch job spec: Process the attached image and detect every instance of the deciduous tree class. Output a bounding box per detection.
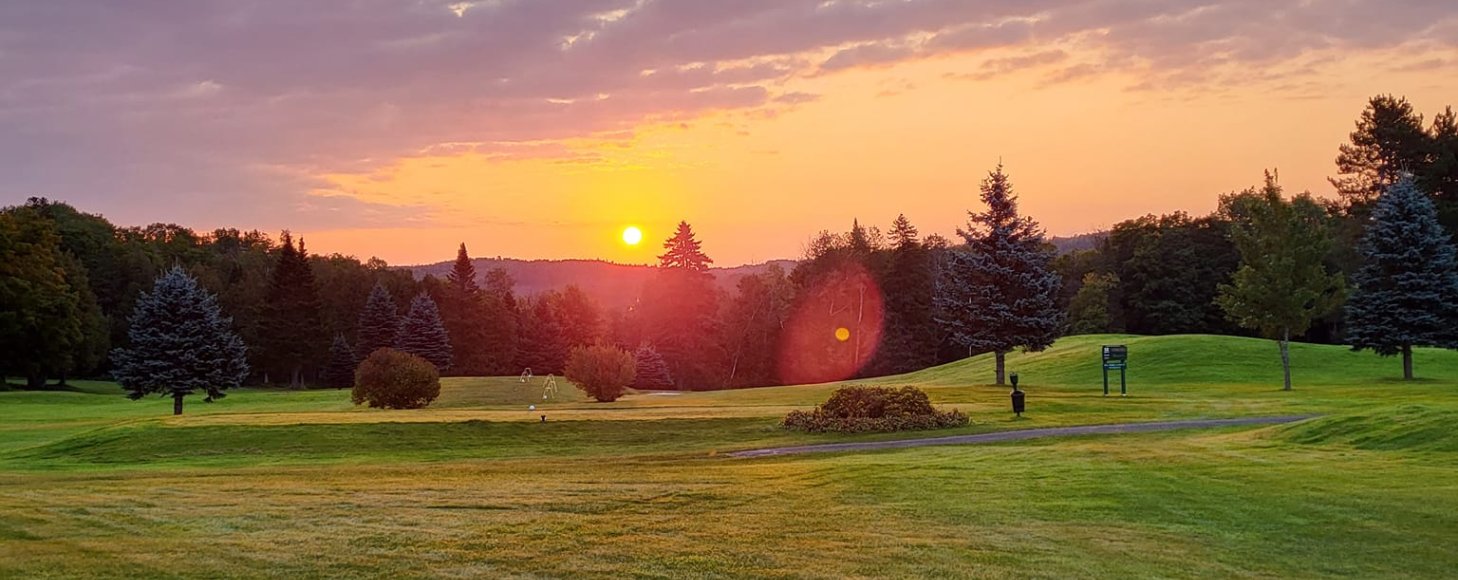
[1217,172,1345,390]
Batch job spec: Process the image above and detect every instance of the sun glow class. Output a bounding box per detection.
[622,226,643,246]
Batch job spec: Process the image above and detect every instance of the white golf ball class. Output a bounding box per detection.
[528,405,536,411]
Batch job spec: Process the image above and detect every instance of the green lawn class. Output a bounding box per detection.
[3,334,1458,578]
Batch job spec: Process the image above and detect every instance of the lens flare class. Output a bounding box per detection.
[777,262,884,385]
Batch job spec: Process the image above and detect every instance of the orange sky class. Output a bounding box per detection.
[304,50,1458,266]
[3,1,1456,266]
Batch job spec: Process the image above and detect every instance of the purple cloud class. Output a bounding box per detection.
[1,0,1454,231]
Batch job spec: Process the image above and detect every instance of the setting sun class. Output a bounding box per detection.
[622,226,643,246]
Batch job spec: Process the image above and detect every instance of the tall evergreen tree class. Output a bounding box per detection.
[1345,177,1458,379]
[356,282,400,360]
[516,296,568,374]
[1330,95,1433,210]
[110,267,248,415]
[872,214,937,375]
[258,232,326,388]
[481,268,521,375]
[552,285,602,349]
[642,221,723,389]
[321,334,358,389]
[446,243,480,296]
[935,164,1063,385]
[658,221,713,272]
[632,343,675,389]
[1217,172,1345,391]
[396,292,453,371]
[441,243,494,376]
[1427,107,1458,233]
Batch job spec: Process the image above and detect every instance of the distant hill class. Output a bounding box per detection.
[404,258,798,311]
[1050,232,1107,254]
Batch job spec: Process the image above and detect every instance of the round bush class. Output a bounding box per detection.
[352,348,441,409]
[564,344,636,402]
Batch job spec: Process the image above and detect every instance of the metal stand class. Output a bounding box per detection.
[1101,345,1128,397]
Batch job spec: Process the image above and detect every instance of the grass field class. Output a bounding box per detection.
[3,334,1458,578]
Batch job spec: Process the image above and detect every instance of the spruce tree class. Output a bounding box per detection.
[441,243,493,375]
[935,164,1063,385]
[1217,173,1345,391]
[481,268,520,375]
[356,282,400,360]
[515,296,568,374]
[633,343,675,389]
[1345,176,1458,379]
[395,292,453,371]
[257,232,325,388]
[875,214,936,375]
[321,334,358,389]
[658,221,713,272]
[110,266,249,415]
[642,221,723,389]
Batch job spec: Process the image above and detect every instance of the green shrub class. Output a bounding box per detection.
[565,344,636,402]
[351,348,440,409]
[783,386,968,433]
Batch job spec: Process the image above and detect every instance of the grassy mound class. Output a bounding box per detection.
[900,334,1458,388]
[1275,406,1458,453]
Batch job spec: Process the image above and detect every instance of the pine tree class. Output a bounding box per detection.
[356,283,399,360]
[395,292,453,371]
[1426,107,1458,233]
[658,221,713,272]
[642,221,723,389]
[632,343,675,389]
[440,243,493,375]
[110,266,249,415]
[1330,95,1433,209]
[321,334,358,389]
[481,268,520,375]
[1345,176,1458,379]
[515,295,568,374]
[1217,172,1345,391]
[446,243,480,297]
[935,164,1063,385]
[874,214,937,375]
[257,232,325,388]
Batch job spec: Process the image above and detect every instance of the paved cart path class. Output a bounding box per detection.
[728,415,1317,458]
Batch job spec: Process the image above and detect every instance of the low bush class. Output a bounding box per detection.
[565,344,636,402]
[351,348,441,409]
[783,386,968,433]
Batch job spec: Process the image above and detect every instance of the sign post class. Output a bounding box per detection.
[1101,345,1128,397]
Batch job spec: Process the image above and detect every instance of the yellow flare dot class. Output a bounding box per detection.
[834,327,851,342]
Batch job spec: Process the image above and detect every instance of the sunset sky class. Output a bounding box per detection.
[2,1,1456,266]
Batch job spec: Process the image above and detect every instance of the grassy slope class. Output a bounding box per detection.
[3,334,1458,578]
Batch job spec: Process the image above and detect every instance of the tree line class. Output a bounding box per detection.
[4,93,1457,392]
